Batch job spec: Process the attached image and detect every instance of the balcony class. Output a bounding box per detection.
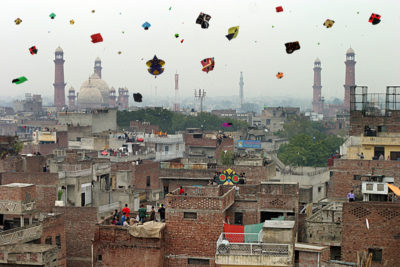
[0,244,58,266]
[361,135,400,146]
[58,168,92,178]
[0,200,36,214]
[215,233,292,266]
[0,224,43,246]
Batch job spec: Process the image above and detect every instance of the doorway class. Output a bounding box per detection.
[374,146,385,159]
[390,151,400,161]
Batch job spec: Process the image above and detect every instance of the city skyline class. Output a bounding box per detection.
[1,0,399,102]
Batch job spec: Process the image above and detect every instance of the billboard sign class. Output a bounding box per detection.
[237,140,261,149]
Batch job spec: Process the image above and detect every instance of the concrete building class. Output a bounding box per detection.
[252,107,300,132]
[211,109,254,124]
[13,93,43,114]
[57,108,117,134]
[145,134,184,161]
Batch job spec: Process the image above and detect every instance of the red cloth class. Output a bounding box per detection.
[122,207,130,216]
[179,188,184,195]
[224,223,244,243]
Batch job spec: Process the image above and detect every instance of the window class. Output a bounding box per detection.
[368,248,382,262]
[176,144,179,151]
[266,119,270,125]
[45,237,52,245]
[188,258,209,265]
[184,212,197,219]
[234,212,243,225]
[55,235,61,248]
[165,146,169,152]
[318,186,322,193]
[354,175,361,180]
[97,255,102,262]
[146,176,151,187]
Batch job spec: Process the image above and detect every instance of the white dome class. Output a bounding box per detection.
[346,47,355,54]
[77,83,103,108]
[55,46,63,53]
[80,73,110,105]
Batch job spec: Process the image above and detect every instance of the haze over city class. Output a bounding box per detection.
[2,0,400,105]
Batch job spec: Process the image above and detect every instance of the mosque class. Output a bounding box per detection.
[53,47,129,110]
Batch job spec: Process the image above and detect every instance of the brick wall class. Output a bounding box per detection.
[217,165,271,184]
[328,159,400,199]
[133,161,160,190]
[53,207,98,267]
[0,184,36,202]
[165,210,223,266]
[215,138,234,163]
[225,200,258,225]
[349,110,400,136]
[0,172,58,212]
[0,156,23,172]
[93,225,164,267]
[41,213,67,267]
[341,202,400,266]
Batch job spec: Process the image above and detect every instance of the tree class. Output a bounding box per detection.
[220,150,234,165]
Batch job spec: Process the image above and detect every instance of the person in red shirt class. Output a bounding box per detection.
[122,204,130,217]
[179,186,185,195]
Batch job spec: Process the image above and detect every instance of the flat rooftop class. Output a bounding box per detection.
[2,183,34,187]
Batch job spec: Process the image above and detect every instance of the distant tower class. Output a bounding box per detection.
[195,89,206,113]
[239,72,244,108]
[68,87,76,110]
[109,87,116,108]
[117,87,129,110]
[94,57,102,78]
[312,58,324,114]
[173,73,180,112]
[53,46,66,109]
[344,48,356,111]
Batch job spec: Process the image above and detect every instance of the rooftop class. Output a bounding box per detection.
[2,183,34,188]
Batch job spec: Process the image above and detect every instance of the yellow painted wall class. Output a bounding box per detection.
[347,144,400,160]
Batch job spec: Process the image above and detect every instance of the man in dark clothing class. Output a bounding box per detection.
[138,204,147,223]
[150,206,155,221]
[158,204,165,222]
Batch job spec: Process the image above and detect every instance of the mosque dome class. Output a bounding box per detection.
[77,83,103,108]
[346,47,355,54]
[80,73,110,105]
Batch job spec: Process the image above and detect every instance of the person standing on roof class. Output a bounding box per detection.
[122,204,130,217]
[158,204,165,222]
[179,186,185,195]
[138,204,147,223]
[347,190,355,202]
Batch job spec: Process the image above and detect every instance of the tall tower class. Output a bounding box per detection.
[94,57,102,78]
[68,87,76,110]
[53,46,66,109]
[239,72,244,108]
[173,73,180,112]
[109,87,116,108]
[117,87,129,110]
[312,58,324,114]
[344,48,356,111]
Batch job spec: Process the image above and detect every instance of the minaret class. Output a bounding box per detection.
[109,87,116,107]
[68,87,76,110]
[53,46,66,109]
[94,57,102,78]
[344,48,356,111]
[312,58,323,114]
[239,72,244,108]
[173,73,180,112]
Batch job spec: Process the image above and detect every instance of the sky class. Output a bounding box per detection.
[1,0,400,103]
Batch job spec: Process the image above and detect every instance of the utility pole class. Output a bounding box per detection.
[194,89,206,113]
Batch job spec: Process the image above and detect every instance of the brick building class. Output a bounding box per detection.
[165,186,235,266]
[341,202,400,266]
[130,120,159,134]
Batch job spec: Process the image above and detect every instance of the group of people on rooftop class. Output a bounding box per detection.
[111,203,166,226]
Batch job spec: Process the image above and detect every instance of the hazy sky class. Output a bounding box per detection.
[2,0,400,103]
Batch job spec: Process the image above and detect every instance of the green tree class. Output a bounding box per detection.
[220,150,234,165]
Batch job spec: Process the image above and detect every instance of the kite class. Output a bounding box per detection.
[70,19,75,25]
[175,33,179,38]
[276,72,284,79]
[146,55,165,78]
[226,26,239,41]
[218,168,240,185]
[142,22,151,30]
[29,46,38,55]
[49,13,56,19]
[285,41,300,54]
[323,19,335,28]
[222,123,233,127]
[369,13,381,25]
[14,18,22,25]
[92,10,95,13]
[180,39,184,43]
[276,6,283,12]
[196,12,211,29]
[201,58,215,73]
[12,77,28,84]
[91,33,103,43]
[118,51,122,54]
[133,93,143,102]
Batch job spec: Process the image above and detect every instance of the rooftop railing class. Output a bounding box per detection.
[0,223,42,246]
[216,233,289,256]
